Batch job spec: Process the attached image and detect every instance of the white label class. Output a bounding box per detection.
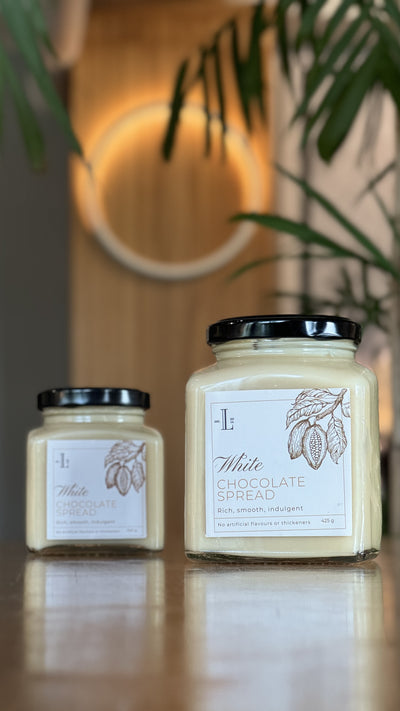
[205,388,352,537]
[46,440,147,540]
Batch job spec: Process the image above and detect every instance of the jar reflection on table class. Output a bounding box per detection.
[184,564,384,711]
[23,557,165,674]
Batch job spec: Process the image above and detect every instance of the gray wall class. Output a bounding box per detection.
[0,100,69,540]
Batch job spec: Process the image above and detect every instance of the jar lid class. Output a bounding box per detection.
[207,315,362,345]
[38,387,150,411]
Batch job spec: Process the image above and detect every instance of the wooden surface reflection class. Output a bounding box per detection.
[0,539,399,710]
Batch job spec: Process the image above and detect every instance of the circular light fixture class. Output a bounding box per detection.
[84,102,264,281]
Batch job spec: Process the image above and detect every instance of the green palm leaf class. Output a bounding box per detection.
[162,2,268,158]
[162,59,188,160]
[379,51,400,114]
[28,0,56,56]
[229,250,350,281]
[0,0,82,156]
[301,28,372,146]
[247,2,268,119]
[0,43,45,169]
[198,51,211,156]
[275,164,396,274]
[231,212,400,281]
[370,14,400,67]
[231,21,251,129]
[356,162,395,201]
[230,5,267,130]
[295,0,326,50]
[314,0,355,56]
[317,45,380,161]
[385,0,400,27]
[232,213,367,261]
[275,0,297,79]
[294,13,366,122]
[161,0,400,165]
[212,38,227,156]
[369,186,400,244]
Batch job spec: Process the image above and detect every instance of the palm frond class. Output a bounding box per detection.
[287,0,400,158]
[275,164,394,272]
[212,38,227,157]
[162,59,189,160]
[163,0,400,164]
[0,43,45,169]
[356,163,396,202]
[162,2,268,159]
[0,0,82,168]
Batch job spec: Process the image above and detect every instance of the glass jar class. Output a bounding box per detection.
[185,315,382,562]
[26,387,164,554]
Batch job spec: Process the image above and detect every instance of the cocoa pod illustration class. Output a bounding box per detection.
[288,419,309,459]
[302,424,327,470]
[115,465,131,496]
[105,462,119,489]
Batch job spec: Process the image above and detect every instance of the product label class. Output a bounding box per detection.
[205,388,352,537]
[46,439,147,540]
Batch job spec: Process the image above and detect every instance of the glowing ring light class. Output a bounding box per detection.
[84,103,264,281]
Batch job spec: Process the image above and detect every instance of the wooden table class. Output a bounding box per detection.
[1,538,399,710]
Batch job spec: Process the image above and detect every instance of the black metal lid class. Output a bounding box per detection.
[207,315,362,345]
[38,388,150,411]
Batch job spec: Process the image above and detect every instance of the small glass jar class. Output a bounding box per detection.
[26,387,164,554]
[185,315,382,562]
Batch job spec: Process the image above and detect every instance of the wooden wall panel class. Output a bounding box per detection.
[70,1,275,550]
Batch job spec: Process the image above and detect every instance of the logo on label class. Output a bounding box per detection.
[286,388,350,470]
[214,408,235,431]
[55,452,70,469]
[104,441,147,496]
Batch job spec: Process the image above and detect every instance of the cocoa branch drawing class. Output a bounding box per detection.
[104,441,146,496]
[286,389,349,470]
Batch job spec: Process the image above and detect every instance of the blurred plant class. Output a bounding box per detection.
[162,1,268,161]
[164,1,400,161]
[162,0,400,321]
[279,0,400,161]
[0,0,82,169]
[231,163,400,330]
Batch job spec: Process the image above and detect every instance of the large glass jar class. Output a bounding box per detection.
[185,315,382,562]
[26,387,164,554]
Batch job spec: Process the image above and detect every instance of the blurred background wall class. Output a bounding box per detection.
[0,85,70,539]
